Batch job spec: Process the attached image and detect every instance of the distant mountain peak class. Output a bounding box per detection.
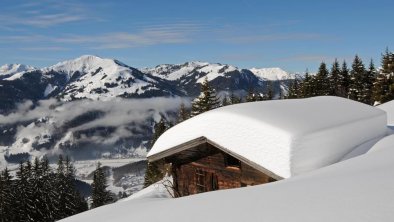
[0,64,36,77]
[249,67,292,81]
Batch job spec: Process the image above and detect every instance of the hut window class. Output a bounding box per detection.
[195,169,206,193]
[224,154,241,168]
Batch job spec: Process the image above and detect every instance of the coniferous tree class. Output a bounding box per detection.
[191,77,219,116]
[144,118,169,187]
[314,62,330,96]
[150,118,169,148]
[300,69,313,97]
[221,95,231,106]
[229,92,241,104]
[54,155,68,220]
[91,163,112,209]
[361,59,377,104]
[177,103,189,123]
[329,59,341,96]
[1,156,87,221]
[15,161,34,222]
[339,61,350,97]
[0,168,16,222]
[143,161,164,188]
[266,82,274,100]
[348,55,367,102]
[373,49,394,104]
[287,77,301,99]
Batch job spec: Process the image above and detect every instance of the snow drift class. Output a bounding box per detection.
[148,96,387,178]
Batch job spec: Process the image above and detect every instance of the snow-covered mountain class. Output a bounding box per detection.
[0,56,294,113]
[39,55,182,101]
[0,55,295,165]
[250,67,293,81]
[142,61,294,97]
[0,64,35,79]
[142,61,238,82]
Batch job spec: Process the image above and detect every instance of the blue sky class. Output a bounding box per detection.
[0,0,393,72]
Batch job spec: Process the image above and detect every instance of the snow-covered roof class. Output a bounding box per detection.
[148,96,387,178]
[377,100,394,126]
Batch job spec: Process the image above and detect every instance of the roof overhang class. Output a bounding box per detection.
[147,136,284,181]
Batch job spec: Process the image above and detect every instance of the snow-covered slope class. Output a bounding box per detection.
[250,67,293,81]
[148,96,387,178]
[46,55,181,101]
[142,61,290,97]
[61,137,394,222]
[0,64,35,79]
[142,61,238,82]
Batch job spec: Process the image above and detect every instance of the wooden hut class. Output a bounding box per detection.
[147,97,387,197]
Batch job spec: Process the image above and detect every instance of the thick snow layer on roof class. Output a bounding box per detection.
[61,140,394,222]
[148,96,387,178]
[377,100,394,126]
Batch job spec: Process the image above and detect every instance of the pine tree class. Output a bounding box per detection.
[144,118,169,188]
[314,62,330,96]
[266,82,274,100]
[143,161,164,188]
[0,168,16,222]
[221,95,231,106]
[55,155,68,220]
[150,118,169,148]
[191,77,219,116]
[91,163,112,209]
[361,59,377,105]
[287,78,301,99]
[329,59,341,96]
[177,103,189,123]
[348,55,366,102]
[15,161,35,222]
[339,61,350,97]
[373,49,394,104]
[300,69,313,98]
[229,92,241,104]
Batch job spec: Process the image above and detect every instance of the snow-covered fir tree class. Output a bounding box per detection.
[348,55,366,102]
[329,59,341,96]
[339,60,350,97]
[191,77,219,116]
[314,62,330,96]
[177,103,190,123]
[91,163,113,209]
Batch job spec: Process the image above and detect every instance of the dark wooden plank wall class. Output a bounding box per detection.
[171,143,275,197]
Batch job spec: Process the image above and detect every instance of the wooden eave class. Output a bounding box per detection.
[147,136,284,181]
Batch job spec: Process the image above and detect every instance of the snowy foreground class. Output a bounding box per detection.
[62,141,394,222]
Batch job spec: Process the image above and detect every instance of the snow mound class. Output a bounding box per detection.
[148,96,387,178]
[250,67,293,81]
[61,138,394,222]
